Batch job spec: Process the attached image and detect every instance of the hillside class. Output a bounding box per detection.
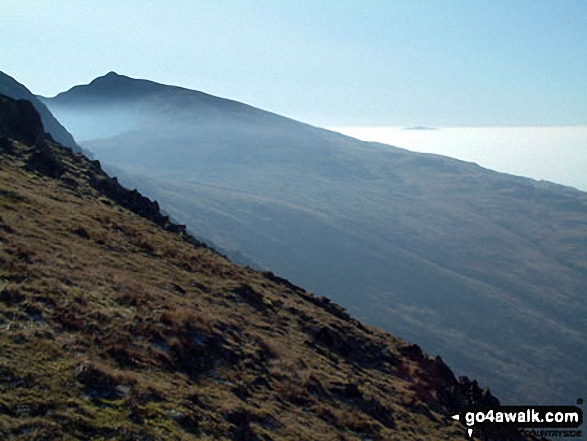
[41,72,587,404]
[0,94,535,440]
[0,72,80,152]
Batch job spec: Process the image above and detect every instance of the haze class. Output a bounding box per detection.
[331,126,587,192]
[3,0,587,407]
[37,72,587,405]
[2,1,587,127]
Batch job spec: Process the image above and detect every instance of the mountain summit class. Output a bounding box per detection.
[49,71,168,103]
[48,71,251,113]
[41,73,587,405]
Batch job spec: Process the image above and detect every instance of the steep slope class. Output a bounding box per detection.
[0,95,534,440]
[0,72,81,152]
[42,73,587,404]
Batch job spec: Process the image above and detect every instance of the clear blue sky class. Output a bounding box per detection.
[2,0,586,127]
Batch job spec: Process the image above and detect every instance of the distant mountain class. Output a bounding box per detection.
[0,94,527,440]
[43,72,587,404]
[0,71,81,152]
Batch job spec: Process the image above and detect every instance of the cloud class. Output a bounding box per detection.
[402,126,439,131]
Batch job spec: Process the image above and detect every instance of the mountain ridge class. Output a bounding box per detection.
[46,72,279,118]
[41,72,587,405]
[0,93,534,440]
[0,71,81,152]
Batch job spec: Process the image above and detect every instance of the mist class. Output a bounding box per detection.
[41,74,587,405]
[39,103,146,141]
[331,126,587,192]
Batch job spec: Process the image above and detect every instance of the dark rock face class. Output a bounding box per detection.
[0,94,187,236]
[0,94,44,146]
[25,146,65,179]
[307,323,400,370]
[409,355,530,440]
[0,72,81,152]
[89,173,184,233]
[404,346,500,413]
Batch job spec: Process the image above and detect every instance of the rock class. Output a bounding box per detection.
[0,94,44,146]
[25,146,64,178]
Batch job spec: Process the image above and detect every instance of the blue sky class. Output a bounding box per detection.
[2,0,586,127]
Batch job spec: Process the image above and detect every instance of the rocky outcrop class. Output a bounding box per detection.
[25,145,65,179]
[89,168,187,234]
[0,94,191,237]
[0,94,44,147]
[0,71,81,152]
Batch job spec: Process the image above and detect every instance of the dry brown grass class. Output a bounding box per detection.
[0,136,505,440]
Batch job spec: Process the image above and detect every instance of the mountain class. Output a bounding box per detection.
[0,71,81,152]
[42,72,587,404]
[0,94,529,440]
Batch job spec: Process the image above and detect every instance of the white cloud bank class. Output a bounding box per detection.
[330,126,587,192]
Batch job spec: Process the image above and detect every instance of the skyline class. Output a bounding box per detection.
[2,3,587,411]
[2,1,587,127]
[331,125,587,192]
[3,65,586,191]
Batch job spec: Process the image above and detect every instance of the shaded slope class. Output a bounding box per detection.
[0,95,533,440]
[42,73,587,404]
[0,71,81,152]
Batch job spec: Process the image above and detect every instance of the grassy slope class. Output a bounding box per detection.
[92,133,587,405]
[0,130,508,439]
[42,73,586,403]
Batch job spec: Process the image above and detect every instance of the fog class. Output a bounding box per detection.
[331,126,587,192]
[43,104,145,141]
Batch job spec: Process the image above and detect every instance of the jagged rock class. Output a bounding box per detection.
[398,343,425,361]
[0,72,81,152]
[457,376,500,408]
[25,146,65,178]
[308,323,399,370]
[0,94,44,146]
[262,271,303,292]
[89,174,187,234]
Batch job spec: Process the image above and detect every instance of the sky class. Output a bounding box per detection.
[332,126,587,192]
[2,0,587,127]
